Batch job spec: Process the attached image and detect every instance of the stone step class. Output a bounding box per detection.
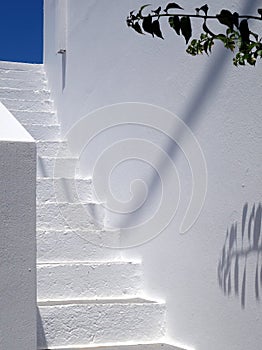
[37,178,93,203]
[9,110,57,125]
[0,69,45,80]
[24,124,60,141]
[0,61,44,71]
[37,202,104,230]
[37,261,142,300]
[37,229,121,263]
[0,77,47,89]
[37,141,71,157]
[40,343,187,350]
[37,298,166,349]
[1,97,54,112]
[37,156,78,178]
[0,87,50,100]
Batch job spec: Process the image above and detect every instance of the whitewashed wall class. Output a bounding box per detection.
[0,103,36,350]
[44,1,262,349]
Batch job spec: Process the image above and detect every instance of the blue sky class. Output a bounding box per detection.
[0,0,43,63]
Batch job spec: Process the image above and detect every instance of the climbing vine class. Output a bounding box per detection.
[126,3,262,66]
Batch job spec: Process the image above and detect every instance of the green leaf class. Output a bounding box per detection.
[239,19,250,44]
[138,4,151,17]
[203,40,209,54]
[152,6,161,15]
[180,16,192,44]
[250,31,259,41]
[126,18,132,27]
[203,21,215,36]
[152,20,164,39]
[169,15,181,35]
[140,4,152,12]
[164,3,184,12]
[216,9,234,30]
[132,22,144,35]
[215,34,227,44]
[142,15,154,36]
[200,4,209,16]
[232,12,239,28]
[208,39,214,53]
[224,38,235,52]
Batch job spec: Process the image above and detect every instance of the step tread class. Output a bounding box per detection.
[0,86,49,92]
[0,61,43,70]
[38,156,78,160]
[0,96,52,101]
[37,261,139,267]
[37,177,92,182]
[23,123,60,127]
[9,109,55,114]
[38,297,162,307]
[40,343,187,350]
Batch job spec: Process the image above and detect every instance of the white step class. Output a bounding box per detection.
[0,77,47,89]
[24,124,60,141]
[40,343,187,350]
[37,156,78,178]
[0,87,50,100]
[10,110,57,125]
[37,298,166,348]
[1,97,54,112]
[37,141,71,157]
[37,178,93,203]
[37,261,142,300]
[37,202,104,230]
[0,61,43,71]
[37,229,121,262]
[0,69,45,80]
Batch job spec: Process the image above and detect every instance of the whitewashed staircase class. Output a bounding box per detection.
[0,61,186,350]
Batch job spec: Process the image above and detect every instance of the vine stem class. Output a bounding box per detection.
[140,13,262,21]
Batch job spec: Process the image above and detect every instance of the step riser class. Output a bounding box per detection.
[37,157,78,178]
[37,178,93,203]
[10,110,57,125]
[37,230,121,262]
[0,78,47,89]
[37,262,142,300]
[0,88,50,100]
[36,344,187,350]
[24,124,60,141]
[1,98,54,112]
[37,141,71,157]
[37,303,165,348]
[0,69,45,81]
[37,203,104,230]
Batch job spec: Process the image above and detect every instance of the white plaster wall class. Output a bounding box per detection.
[0,103,36,350]
[44,1,262,349]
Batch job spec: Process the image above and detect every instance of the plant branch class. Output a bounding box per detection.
[126,4,262,66]
[146,13,262,21]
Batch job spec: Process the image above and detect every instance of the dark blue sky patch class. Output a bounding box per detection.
[0,0,43,63]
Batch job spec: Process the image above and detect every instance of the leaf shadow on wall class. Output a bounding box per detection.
[217,202,262,309]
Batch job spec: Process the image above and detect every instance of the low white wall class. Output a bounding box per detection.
[0,103,36,350]
[44,1,262,349]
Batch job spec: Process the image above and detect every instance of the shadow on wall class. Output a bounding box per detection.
[218,202,262,309]
[120,0,260,232]
[62,51,67,91]
[37,307,48,349]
